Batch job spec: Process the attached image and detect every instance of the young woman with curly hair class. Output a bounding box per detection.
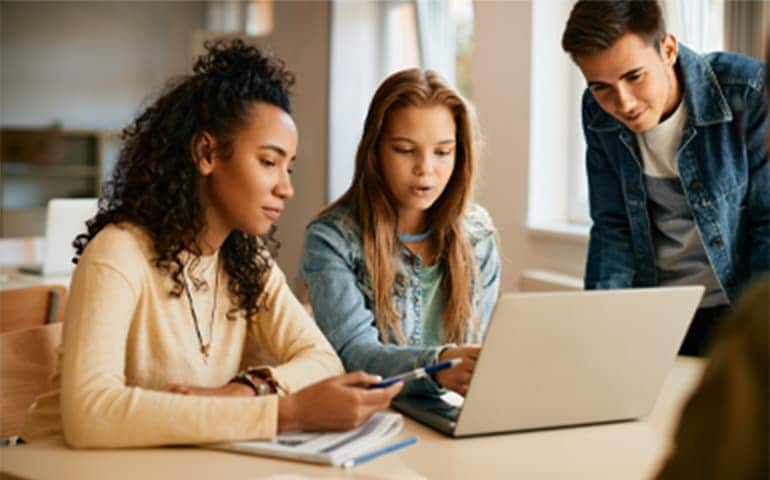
[22,40,401,448]
[302,69,501,398]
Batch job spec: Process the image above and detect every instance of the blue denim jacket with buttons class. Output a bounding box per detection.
[583,44,769,300]
[301,202,501,397]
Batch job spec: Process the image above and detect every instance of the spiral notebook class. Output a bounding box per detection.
[205,412,413,467]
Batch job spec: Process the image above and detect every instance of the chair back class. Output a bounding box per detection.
[0,285,67,333]
[0,322,62,438]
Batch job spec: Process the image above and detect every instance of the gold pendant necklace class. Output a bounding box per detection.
[182,257,219,364]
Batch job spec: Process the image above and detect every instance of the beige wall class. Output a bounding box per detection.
[472,1,588,293]
[259,1,331,291]
[0,1,205,129]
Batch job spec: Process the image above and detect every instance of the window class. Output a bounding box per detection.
[528,0,587,233]
[528,0,726,235]
[380,0,475,93]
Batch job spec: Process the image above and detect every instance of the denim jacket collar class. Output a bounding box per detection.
[586,43,733,133]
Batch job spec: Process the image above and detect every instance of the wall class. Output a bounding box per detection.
[0,2,205,129]
[257,1,331,290]
[472,1,588,293]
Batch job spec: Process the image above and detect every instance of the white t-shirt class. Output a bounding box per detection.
[636,100,729,308]
[638,98,688,178]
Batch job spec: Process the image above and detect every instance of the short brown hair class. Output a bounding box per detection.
[562,0,666,60]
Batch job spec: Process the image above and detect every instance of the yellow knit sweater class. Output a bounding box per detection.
[22,223,343,448]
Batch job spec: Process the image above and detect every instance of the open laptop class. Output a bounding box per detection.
[392,286,704,437]
[19,198,98,276]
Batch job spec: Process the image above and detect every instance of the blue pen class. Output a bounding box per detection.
[368,358,462,389]
[342,436,417,468]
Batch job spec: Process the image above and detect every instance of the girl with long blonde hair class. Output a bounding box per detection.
[302,69,500,396]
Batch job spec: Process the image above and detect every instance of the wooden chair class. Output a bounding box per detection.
[0,322,63,439]
[0,285,68,334]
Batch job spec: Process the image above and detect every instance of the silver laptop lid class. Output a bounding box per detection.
[454,286,704,437]
[42,198,98,276]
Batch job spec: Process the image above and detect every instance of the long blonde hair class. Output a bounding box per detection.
[320,68,480,344]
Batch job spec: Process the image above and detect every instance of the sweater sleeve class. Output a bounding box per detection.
[60,258,279,448]
[245,263,345,394]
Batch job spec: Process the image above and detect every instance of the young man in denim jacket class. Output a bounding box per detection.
[562,1,768,355]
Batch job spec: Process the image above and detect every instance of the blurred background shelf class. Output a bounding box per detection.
[3,164,99,178]
[1,127,121,237]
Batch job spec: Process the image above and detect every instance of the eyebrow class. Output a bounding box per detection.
[258,144,295,160]
[389,136,456,145]
[620,67,644,80]
[587,67,645,88]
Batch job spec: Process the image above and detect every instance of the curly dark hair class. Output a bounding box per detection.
[74,39,295,321]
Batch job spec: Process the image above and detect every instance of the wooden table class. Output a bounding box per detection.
[0,357,705,479]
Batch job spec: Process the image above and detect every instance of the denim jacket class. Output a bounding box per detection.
[583,44,769,301]
[301,202,501,396]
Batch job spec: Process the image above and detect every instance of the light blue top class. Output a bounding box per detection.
[301,202,501,397]
[418,261,446,346]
